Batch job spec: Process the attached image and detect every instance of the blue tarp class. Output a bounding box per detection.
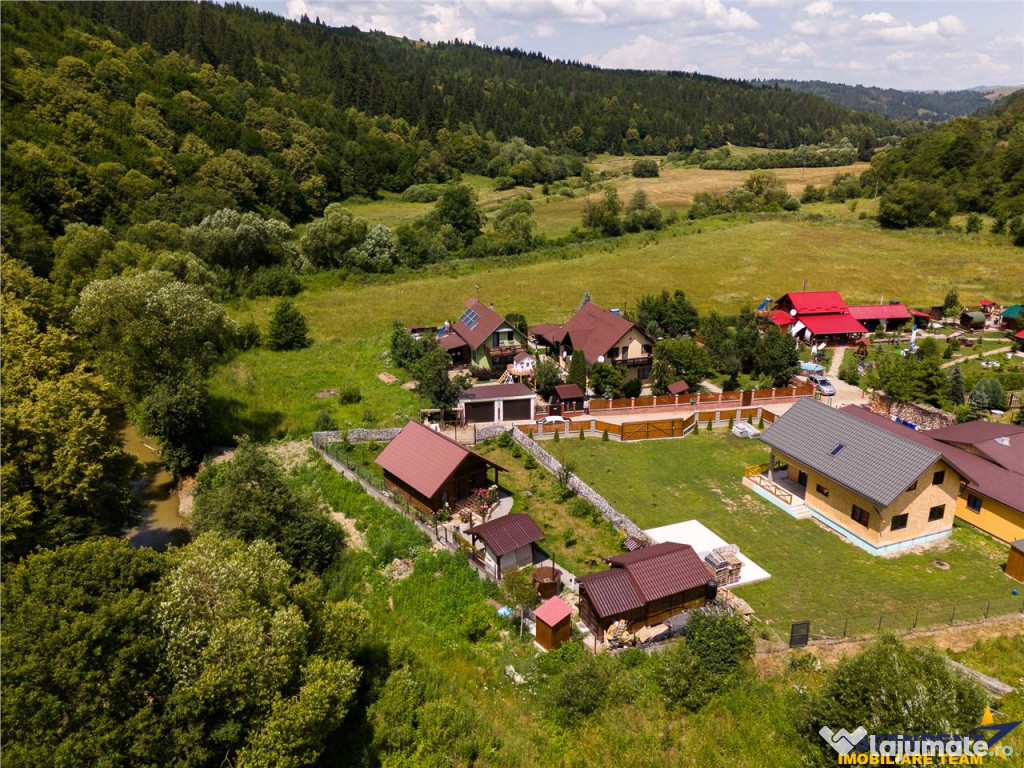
[800,362,825,373]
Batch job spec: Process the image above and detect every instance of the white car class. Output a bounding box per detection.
[808,375,836,397]
[536,415,569,425]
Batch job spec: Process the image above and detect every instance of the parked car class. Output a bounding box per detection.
[536,415,570,425]
[808,374,836,397]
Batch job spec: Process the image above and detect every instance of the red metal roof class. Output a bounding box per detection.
[981,300,995,306]
[465,513,544,557]
[558,302,644,364]
[607,542,712,602]
[799,313,869,336]
[769,309,797,326]
[460,383,535,401]
[1015,329,1024,340]
[439,331,469,350]
[579,569,645,618]
[374,421,503,499]
[581,542,711,620]
[911,309,933,319]
[667,380,690,395]
[453,298,507,350]
[782,291,848,315]
[554,384,584,400]
[848,304,912,321]
[534,595,573,626]
[840,407,1023,515]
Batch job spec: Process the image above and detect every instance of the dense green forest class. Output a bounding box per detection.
[1,1,904,247]
[754,79,998,122]
[863,91,1024,228]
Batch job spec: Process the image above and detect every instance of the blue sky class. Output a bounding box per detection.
[251,0,1023,91]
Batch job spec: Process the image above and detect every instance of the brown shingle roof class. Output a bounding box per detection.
[554,384,584,400]
[465,513,544,557]
[460,383,535,401]
[374,421,504,499]
[559,302,643,364]
[926,422,1024,475]
[452,298,506,350]
[438,331,469,350]
[530,323,562,344]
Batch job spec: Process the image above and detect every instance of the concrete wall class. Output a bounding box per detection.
[955,492,1024,544]
[779,451,958,549]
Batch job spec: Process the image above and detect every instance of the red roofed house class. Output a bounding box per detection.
[375,421,506,516]
[439,298,529,374]
[534,595,573,650]
[667,379,691,396]
[1015,328,1024,351]
[841,408,1024,545]
[848,303,913,332]
[464,512,545,579]
[551,383,585,415]
[578,542,713,636]
[551,302,654,384]
[772,291,868,345]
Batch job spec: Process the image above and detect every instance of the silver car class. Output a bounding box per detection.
[808,375,836,397]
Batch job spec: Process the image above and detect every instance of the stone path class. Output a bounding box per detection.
[827,347,846,377]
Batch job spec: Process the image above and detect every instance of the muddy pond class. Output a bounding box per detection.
[122,424,191,550]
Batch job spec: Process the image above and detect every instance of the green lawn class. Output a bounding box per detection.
[212,214,1023,438]
[548,433,1022,638]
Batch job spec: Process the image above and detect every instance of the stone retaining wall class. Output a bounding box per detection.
[312,428,403,447]
[870,393,957,429]
[511,427,647,541]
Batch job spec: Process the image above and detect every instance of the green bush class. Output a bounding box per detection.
[568,498,596,518]
[524,454,538,470]
[313,410,337,431]
[632,159,659,178]
[495,431,514,449]
[400,184,445,202]
[337,382,362,404]
[235,320,262,350]
[579,427,585,440]
[266,298,311,351]
[602,428,609,441]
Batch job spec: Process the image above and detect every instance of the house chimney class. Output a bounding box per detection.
[490,302,495,310]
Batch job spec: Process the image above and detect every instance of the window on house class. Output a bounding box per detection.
[621,346,631,358]
[851,505,870,526]
[815,484,829,498]
[609,347,620,358]
[932,470,945,485]
[928,505,946,522]
[967,494,982,512]
[906,480,917,492]
[642,344,652,355]
[891,513,909,531]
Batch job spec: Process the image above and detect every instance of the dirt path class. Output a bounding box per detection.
[804,614,1024,665]
[939,345,1013,369]
[331,512,367,550]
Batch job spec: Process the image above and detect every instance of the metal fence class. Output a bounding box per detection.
[798,595,1024,644]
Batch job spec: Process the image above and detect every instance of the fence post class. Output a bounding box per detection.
[842,618,848,638]
[985,600,990,619]
[878,615,883,632]
[912,609,918,629]
[950,606,956,624]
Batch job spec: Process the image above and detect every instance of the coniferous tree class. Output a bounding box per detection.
[266,299,311,351]
[568,349,587,394]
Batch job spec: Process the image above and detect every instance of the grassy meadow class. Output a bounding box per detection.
[548,433,1023,637]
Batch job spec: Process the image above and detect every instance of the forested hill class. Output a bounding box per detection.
[1,1,907,246]
[754,79,996,122]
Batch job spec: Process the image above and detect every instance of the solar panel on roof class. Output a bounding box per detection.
[459,308,480,330]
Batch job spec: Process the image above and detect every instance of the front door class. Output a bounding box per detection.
[797,470,808,488]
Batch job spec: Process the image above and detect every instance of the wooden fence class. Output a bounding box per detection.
[588,384,814,414]
[522,406,775,442]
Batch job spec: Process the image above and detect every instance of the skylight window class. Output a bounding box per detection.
[830,444,845,457]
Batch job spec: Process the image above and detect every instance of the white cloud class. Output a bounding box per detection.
[803,1,833,17]
[781,41,813,57]
[535,23,556,38]
[860,11,893,24]
[875,16,965,44]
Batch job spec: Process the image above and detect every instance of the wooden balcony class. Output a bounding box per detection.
[610,355,653,367]
[487,343,527,358]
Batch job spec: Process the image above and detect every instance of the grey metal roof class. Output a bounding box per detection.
[758,398,941,508]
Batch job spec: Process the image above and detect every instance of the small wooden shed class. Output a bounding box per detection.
[534,595,573,651]
[552,383,585,415]
[1007,539,1024,583]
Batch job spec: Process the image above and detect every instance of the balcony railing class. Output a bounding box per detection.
[487,343,526,358]
[610,355,653,367]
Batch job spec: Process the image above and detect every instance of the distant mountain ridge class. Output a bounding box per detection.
[752,79,1009,122]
